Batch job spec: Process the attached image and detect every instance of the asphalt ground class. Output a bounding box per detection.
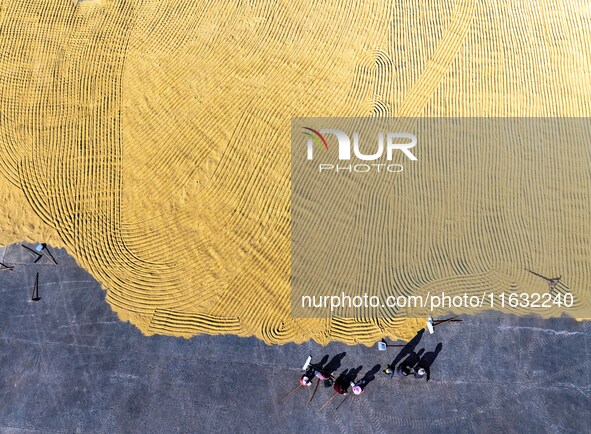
[0,244,589,433]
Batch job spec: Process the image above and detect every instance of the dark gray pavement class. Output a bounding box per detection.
[0,243,590,433]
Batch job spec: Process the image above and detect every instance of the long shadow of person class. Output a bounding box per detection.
[400,349,424,370]
[323,352,346,375]
[417,343,443,381]
[384,329,424,375]
[337,366,363,384]
[309,354,329,371]
[357,364,381,387]
[333,366,362,394]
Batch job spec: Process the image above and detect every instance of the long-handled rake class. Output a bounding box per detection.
[427,316,462,334]
[43,246,58,265]
[282,384,303,402]
[308,378,320,403]
[334,395,350,411]
[377,338,406,351]
[318,392,341,411]
[21,245,42,262]
[283,353,315,402]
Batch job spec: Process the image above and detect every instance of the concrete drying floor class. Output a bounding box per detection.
[0,243,589,433]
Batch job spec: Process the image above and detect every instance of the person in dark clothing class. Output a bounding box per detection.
[383,329,425,377]
[414,367,426,379]
[333,374,350,395]
[416,343,443,381]
[300,369,314,387]
[397,364,412,377]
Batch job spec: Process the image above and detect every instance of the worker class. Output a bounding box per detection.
[333,377,349,395]
[397,364,412,377]
[350,379,367,395]
[300,373,313,387]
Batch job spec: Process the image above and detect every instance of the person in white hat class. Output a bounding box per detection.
[300,374,313,387]
[300,364,334,388]
[414,367,426,379]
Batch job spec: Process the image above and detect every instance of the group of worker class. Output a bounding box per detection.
[300,363,368,396]
[287,325,448,409]
[383,361,427,379]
